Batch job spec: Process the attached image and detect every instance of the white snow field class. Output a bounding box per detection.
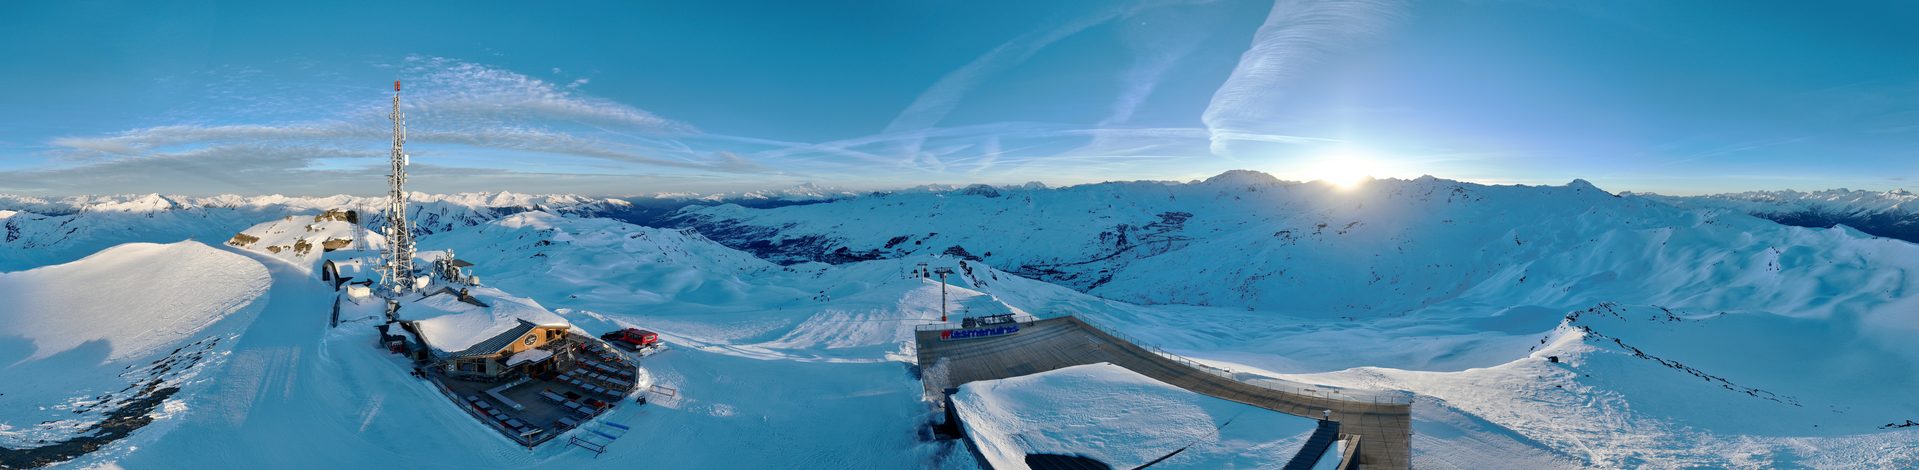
[952,362,1321,469]
[0,241,270,455]
[5,173,1918,468]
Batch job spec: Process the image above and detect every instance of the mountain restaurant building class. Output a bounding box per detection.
[398,287,581,381]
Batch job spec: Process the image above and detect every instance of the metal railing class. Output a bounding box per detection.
[914,313,1414,406]
[913,314,1041,332]
[1071,315,1416,406]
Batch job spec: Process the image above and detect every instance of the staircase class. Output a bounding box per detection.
[1282,419,1343,470]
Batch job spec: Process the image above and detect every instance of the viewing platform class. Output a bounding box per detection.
[915,315,1413,469]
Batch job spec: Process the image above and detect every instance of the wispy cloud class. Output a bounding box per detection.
[401,56,694,134]
[1661,136,1811,166]
[885,0,1212,135]
[28,56,782,194]
[1202,0,1405,156]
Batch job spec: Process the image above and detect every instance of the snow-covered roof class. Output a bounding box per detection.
[952,362,1318,468]
[505,347,553,366]
[402,286,570,356]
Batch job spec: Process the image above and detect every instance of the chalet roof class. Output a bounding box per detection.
[439,319,538,359]
[402,286,571,357]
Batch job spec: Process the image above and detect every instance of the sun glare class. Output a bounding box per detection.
[1308,155,1373,189]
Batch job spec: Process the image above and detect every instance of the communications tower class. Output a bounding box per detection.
[378,80,418,302]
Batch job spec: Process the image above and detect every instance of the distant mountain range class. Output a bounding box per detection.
[1637,188,1919,243]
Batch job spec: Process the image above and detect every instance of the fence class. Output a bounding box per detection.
[916,314,1413,406]
[912,314,1042,332]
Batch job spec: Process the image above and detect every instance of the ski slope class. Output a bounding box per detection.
[0,241,269,455]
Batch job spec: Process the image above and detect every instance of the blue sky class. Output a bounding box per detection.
[1,0,1915,196]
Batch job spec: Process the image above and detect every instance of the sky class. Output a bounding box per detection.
[0,0,1916,196]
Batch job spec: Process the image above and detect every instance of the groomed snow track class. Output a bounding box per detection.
[916,316,1412,470]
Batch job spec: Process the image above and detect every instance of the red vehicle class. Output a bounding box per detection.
[601,328,660,350]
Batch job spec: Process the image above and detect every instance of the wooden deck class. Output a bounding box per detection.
[427,336,640,448]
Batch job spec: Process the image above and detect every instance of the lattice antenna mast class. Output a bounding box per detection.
[378,80,417,299]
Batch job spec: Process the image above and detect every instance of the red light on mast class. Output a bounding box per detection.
[394,80,402,92]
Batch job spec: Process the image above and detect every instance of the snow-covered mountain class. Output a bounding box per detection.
[0,192,628,272]
[667,172,1896,320]
[6,171,1918,468]
[1641,188,1919,243]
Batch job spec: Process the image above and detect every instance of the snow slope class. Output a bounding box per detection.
[0,242,269,362]
[0,241,270,452]
[425,211,1034,364]
[1281,303,1919,468]
[953,362,1320,469]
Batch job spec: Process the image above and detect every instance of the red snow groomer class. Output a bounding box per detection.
[601,328,661,352]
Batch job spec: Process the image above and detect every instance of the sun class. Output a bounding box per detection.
[1307,155,1373,189]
